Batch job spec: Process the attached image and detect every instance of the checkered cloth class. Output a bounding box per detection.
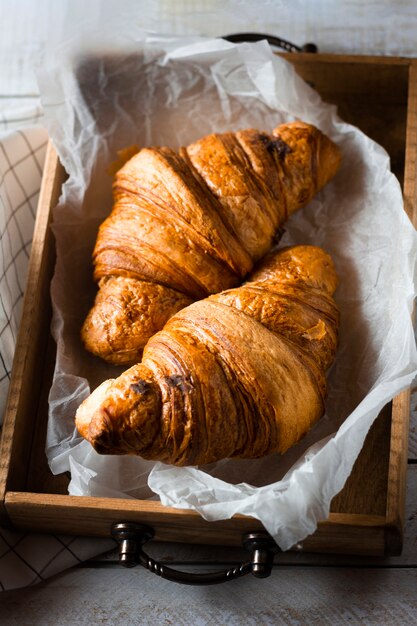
[0,106,114,591]
[0,113,46,419]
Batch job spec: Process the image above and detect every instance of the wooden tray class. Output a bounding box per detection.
[1,53,416,557]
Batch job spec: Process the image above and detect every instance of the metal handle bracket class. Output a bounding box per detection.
[222,32,318,53]
[111,522,280,586]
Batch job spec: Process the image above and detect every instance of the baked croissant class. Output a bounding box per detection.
[81,121,341,365]
[76,245,339,466]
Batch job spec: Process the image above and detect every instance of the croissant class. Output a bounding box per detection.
[76,244,339,466]
[81,121,341,365]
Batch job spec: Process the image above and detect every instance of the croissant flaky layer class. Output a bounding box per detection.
[81,277,193,366]
[81,121,341,364]
[76,245,340,466]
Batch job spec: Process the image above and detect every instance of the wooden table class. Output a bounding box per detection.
[1,2,417,623]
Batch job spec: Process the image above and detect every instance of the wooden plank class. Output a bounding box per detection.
[3,492,388,556]
[385,390,412,554]
[404,60,417,462]
[1,565,417,625]
[0,145,65,521]
[25,335,70,496]
[285,52,411,67]
[409,395,417,459]
[402,60,417,226]
[283,53,411,101]
[330,403,391,516]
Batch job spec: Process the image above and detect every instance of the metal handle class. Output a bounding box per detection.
[111,522,280,586]
[222,32,317,53]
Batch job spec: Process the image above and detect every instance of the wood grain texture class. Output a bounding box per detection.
[401,60,417,465]
[409,389,417,458]
[2,491,389,556]
[1,566,417,625]
[386,390,412,554]
[402,60,417,224]
[0,145,65,521]
[330,403,391,516]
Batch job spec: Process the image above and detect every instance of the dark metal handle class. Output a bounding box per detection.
[222,32,318,53]
[111,522,280,585]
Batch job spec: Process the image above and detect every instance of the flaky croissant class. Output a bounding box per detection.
[81,121,341,365]
[76,245,339,466]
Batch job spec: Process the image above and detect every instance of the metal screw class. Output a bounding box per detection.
[111,522,154,568]
[242,532,280,578]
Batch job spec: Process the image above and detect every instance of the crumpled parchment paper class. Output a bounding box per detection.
[37,34,417,550]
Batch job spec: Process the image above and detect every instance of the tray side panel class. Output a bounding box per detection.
[0,144,64,522]
[384,60,417,554]
[402,61,417,227]
[330,403,391,516]
[4,492,387,556]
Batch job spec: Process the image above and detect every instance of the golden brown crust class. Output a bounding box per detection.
[83,121,341,365]
[76,364,162,455]
[271,121,342,214]
[76,245,340,466]
[81,277,193,365]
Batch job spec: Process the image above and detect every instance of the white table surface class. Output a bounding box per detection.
[1,1,417,624]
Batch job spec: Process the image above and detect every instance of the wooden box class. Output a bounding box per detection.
[1,53,416,556]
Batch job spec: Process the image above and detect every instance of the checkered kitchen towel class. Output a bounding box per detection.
[0,106,114,591]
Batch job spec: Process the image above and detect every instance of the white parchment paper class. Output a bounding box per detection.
[38,35,417,550]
